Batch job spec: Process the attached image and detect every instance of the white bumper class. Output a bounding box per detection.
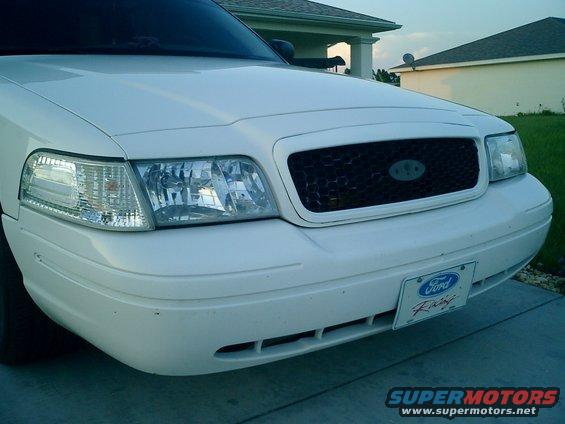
[3,174,552,375]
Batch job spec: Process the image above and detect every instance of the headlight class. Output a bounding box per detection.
[134,157,278,227]
[20,152,152,231]
[485,133,527,181]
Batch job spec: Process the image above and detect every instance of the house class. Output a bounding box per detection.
[392,17,565,116]
[218,0,401,79]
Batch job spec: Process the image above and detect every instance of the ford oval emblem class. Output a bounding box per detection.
[418,273,460,298]
[389,159,426,181]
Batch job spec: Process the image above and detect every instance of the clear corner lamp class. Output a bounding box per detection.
[134,157,278,227]
[485,133,527,181]
[20,152,152,231]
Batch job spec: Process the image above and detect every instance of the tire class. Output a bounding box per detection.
[0,211,80,365]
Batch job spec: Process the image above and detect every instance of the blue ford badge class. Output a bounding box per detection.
[389,159,426,181]
[418,273,460,297]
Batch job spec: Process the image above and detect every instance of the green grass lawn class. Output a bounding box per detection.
[501,114,564,273]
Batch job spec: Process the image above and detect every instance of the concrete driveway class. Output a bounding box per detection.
[0,280,563,424]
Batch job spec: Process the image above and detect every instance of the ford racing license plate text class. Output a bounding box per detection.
[393,263,476,330]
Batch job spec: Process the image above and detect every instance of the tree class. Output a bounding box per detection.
[373,69,400,85]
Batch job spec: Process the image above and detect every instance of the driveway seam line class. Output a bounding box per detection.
[237,294,563,424]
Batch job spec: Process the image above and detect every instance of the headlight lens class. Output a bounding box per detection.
[134,157,278,227]
[485,133,527,181]
[20,152,152,231]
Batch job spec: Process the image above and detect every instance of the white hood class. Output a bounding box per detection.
[0,55,485,136]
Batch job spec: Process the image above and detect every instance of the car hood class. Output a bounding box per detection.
[0,55,486,136]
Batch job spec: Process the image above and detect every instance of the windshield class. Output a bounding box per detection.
[0,0,282,61]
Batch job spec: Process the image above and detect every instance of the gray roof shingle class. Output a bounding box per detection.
[393,17,565,69]
[217,0,395,25]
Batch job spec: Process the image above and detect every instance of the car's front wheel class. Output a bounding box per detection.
[0,211,79,365]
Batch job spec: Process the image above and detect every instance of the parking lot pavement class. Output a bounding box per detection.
[0,280,563,424]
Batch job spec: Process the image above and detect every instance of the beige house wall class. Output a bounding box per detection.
[399,58,565,116]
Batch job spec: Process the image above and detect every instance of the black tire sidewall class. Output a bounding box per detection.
[0,218,12,356]
[0,212,23,361]
[0,280,6,351]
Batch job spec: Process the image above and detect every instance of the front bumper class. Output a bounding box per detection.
[3,174,552,375]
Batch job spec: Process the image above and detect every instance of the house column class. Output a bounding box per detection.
[350,36,379,79]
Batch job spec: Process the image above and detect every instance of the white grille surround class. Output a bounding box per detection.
[274,121,489,225]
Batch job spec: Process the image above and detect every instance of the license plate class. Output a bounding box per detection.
[393,262,476,330]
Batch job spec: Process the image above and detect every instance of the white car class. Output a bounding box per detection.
[0,0,552,376]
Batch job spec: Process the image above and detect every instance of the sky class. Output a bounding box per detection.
[317,0,565,71]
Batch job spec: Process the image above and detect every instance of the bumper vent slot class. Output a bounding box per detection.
[216,312,394,358]
[261,330,317,349]
[287,138,479,213]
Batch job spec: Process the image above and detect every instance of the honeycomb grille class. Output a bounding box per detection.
[287,138,479,213]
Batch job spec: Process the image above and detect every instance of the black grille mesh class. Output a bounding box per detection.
[287,138,479,213]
